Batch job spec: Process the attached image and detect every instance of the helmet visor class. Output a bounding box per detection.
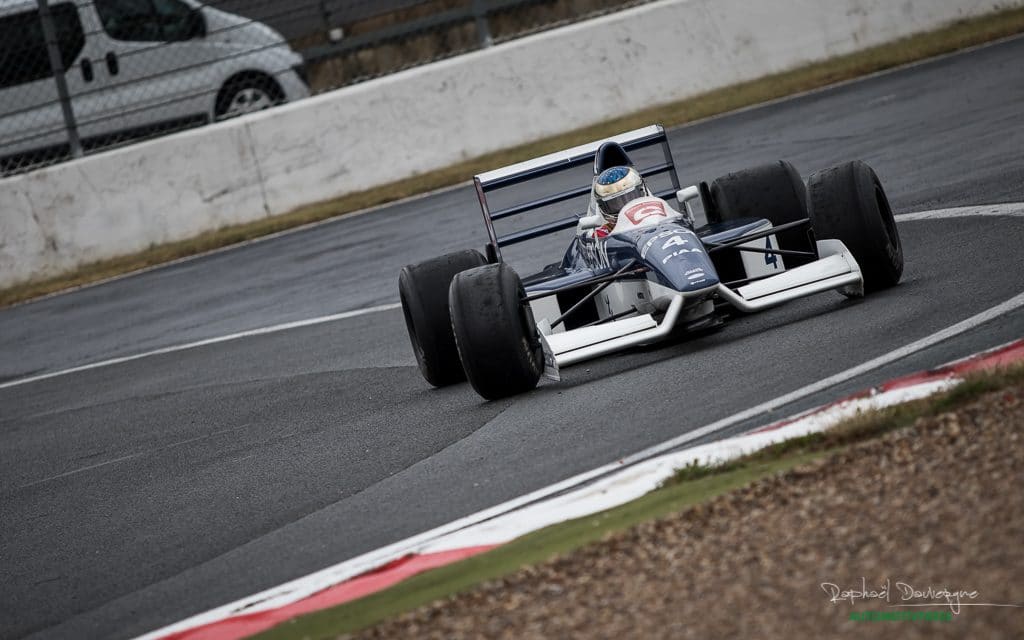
[594,166,646,224]
[598,185,644,222]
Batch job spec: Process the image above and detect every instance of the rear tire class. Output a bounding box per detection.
[449,263,543,400]
[399,249,486,387]
[709,160,816,268]
[807,161,903,292]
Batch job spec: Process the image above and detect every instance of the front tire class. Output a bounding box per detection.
[709,160,817,268]
[449,263,543,400]
[399,249,487,387]
[807,161,903,292]
[215,73,284,120]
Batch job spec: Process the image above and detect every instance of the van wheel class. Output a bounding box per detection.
[215,73,284,120]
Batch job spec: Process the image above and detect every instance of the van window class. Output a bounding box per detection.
[94,0,194,42]
[0,3,85,89]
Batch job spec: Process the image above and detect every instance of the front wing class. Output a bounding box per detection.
[539,239,862,369]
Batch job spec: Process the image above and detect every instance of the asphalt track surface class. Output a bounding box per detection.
[2,36,1024,640]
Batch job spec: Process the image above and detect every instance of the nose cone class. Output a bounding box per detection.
[636,226,720,292]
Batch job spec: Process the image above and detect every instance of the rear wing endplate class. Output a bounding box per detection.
[474,125,681,261]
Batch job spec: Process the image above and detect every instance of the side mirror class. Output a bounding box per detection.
[675,186,700,207]
[186,8,207,39]
[676,186,700,228]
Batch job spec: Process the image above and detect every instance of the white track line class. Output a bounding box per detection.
[135,461,627,638]
[136,289,1024,640]
[895,203,1024,221]
[0,303,400,391]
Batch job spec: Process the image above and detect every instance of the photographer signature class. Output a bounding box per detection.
[820,578,1021,614]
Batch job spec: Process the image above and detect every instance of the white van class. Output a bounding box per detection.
[0,0,310,169]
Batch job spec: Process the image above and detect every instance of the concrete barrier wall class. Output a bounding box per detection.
[2,0,1019,288]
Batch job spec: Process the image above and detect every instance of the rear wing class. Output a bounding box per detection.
[474,125,681,262]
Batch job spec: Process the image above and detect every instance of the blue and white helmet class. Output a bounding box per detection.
[593,166,649,225]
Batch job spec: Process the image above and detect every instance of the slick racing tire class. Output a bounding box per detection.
[807,161,903,292]
[709,160,817,268]
[399,249,487,387]
[449,262,544,400]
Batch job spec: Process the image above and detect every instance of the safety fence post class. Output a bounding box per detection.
[36,0,83,158]
[472,0,493,48]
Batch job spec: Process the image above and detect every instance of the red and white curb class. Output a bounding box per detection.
[139,338,1024,640]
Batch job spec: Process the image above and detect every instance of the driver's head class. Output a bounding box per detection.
[594,166,647,225]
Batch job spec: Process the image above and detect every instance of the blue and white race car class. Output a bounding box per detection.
[399,125,903,400]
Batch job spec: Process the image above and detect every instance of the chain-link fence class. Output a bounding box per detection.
[1,0,646,176]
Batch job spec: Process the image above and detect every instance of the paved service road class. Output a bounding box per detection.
[2,36,1024,640]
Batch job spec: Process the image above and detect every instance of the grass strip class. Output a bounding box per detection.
[6,7,1024,308]
[255,362,1024,639]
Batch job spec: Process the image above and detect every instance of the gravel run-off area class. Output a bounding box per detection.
[348,384,1024,639]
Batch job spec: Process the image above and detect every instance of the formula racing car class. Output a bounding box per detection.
[399,125,903,400]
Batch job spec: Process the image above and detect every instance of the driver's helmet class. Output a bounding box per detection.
[594,166,648,225]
